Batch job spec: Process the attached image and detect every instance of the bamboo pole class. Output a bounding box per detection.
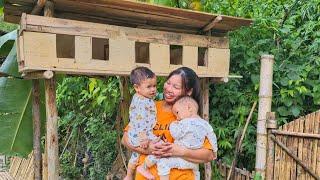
[32,80,42,180]
[227,101,257,180]
[255,54,274,178]
[266,112,277,180]
[200,78,212,180]
[270,135,320,180]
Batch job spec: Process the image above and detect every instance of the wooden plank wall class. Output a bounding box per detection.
[216,160,254,180]
[18,14,230,78]
[8,153,34,180]
[273,111,320,180]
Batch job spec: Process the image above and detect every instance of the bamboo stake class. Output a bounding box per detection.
[226,101,257,180]
[255,54,274,178]
[32,80,42,180]
[266,112,277,180]
[200,78,212,180]
[270,135,320,180]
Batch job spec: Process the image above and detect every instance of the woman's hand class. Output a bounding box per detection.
[153,143,187,157]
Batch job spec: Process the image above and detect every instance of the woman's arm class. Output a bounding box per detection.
[121,132,160,155]
[180,147,217,163]
[152,143,216,163]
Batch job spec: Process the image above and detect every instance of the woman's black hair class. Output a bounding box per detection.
[167,67,201,111]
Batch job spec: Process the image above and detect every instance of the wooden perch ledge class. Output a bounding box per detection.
[22,70,54,79]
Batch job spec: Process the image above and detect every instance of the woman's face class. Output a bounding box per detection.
[163,74,183,104]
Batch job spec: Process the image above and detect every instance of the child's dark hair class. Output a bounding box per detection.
[130,67,155,85]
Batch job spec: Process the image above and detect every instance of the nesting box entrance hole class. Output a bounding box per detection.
[92,38,109,60]
[56,34,75,58]
[170,45,183,65]
[135,42,150,64]
[198,47,208,66]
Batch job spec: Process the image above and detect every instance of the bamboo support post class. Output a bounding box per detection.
[255,54,274,178]
[200,78,212,180]
[270,135,320,180]
[32,80,42,180]
[266,112,277,180]
[271,130,320,139]
[22,70,54,80]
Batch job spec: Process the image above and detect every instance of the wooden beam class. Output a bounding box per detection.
[31,0,47,15]
[270,135,320,180]
[44,1,54,17]
[271,130,320,139]
[44,78,59,180]
[202,16,222,32]
[32,80,42,180]
[22,71,54,80]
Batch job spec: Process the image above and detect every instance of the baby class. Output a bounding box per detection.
[124,67,158,180]
[139,96,218,180]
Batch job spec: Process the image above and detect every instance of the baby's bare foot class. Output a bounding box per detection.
[137,165,155,180]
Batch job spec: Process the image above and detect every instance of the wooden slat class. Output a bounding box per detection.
[4,0,252,34]
[315,111,320,176]
[307,113,314,180]
[281,124,288,180]
[0,171,14,180]
[303,115,310,180]
[286,122,293,179]
[316,112,320,178]
[297,117,305,179]
[291,118,300,180]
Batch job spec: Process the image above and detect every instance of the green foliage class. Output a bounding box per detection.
[57,77,120,179]
[206,0,320,171]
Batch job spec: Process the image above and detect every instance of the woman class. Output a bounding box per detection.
[122,67,216,179]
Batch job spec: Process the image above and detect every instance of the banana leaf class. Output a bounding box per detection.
[0,31,46,157]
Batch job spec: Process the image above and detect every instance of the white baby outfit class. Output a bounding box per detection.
[157,117,218,179]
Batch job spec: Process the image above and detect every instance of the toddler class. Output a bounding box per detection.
[124,67,158,180]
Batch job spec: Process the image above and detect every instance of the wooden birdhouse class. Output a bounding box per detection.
[12,1,251,78]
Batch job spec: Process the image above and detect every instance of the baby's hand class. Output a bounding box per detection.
[139,139,149,149]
